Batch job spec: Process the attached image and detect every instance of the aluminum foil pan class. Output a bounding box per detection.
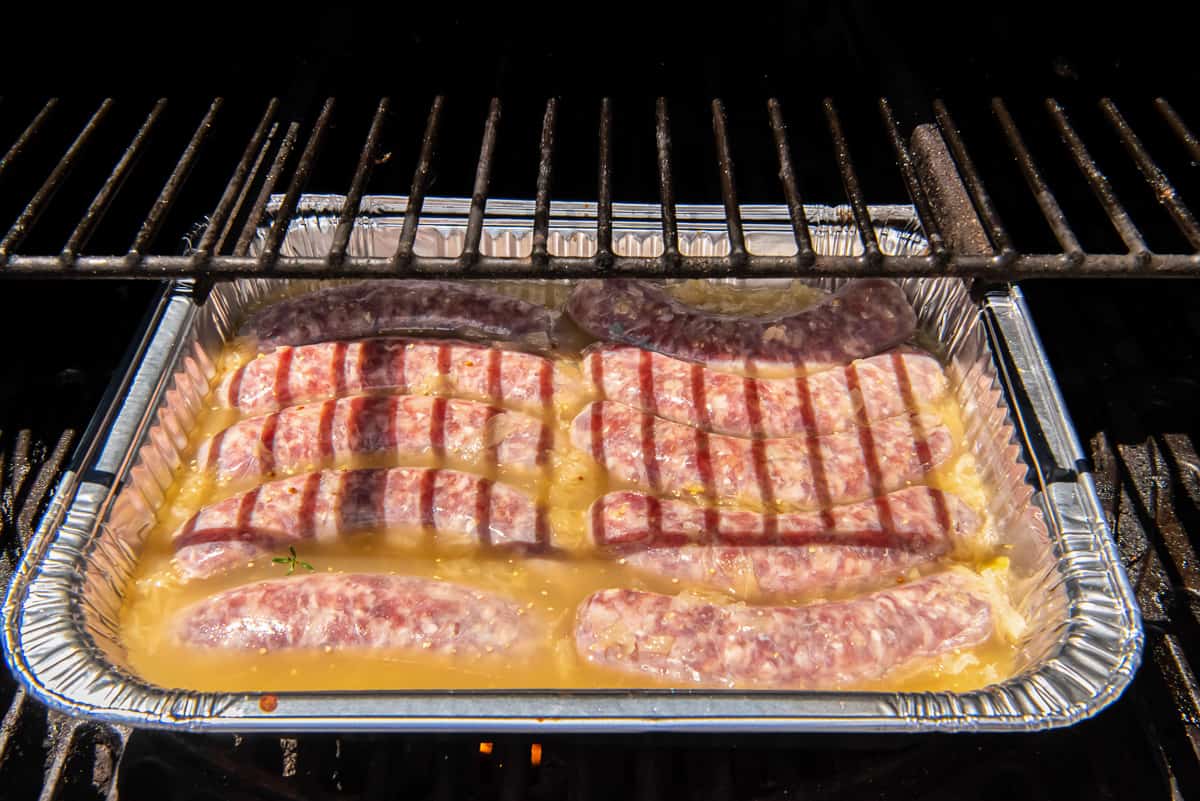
[4,197,1142,732]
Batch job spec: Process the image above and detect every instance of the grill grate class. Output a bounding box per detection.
[1,97,1200,279]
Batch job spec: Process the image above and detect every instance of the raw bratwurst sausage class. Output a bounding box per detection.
[574,572,994,688]
[175,574,534,655]
[619,543,947,599]
[173,467,544,580]
[583,344,947,439]
[219,339,565,418]
[197,395,549,483]
[244,281,563,351]
[591,487,976,598]
[590,486,976,550]
[566,278,916,372]
[571,401,953,510]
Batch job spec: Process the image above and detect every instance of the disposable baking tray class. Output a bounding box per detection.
[3,197,1142,732]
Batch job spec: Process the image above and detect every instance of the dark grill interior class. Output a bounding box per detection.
[5,1,1200,798]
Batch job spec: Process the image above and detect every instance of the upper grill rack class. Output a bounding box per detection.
[0,96,1198,279]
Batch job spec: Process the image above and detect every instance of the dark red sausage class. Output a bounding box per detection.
[245,281,563,351]
[566,278,916,371]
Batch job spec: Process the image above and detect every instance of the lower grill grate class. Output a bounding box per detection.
[0,675,1181,800]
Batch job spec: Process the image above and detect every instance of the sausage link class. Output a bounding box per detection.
[574,572,993,688]
[583,344,946,438]
[592,487,974,599]
[197,395,547,483]
[221,338,565,418]
[566,278,916,371]
[571,401,953,510]
[176,574,534,655]
[246,280,562,351]
[173,467,543,579]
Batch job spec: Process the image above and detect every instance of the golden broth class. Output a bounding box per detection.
[120,282,1019,693]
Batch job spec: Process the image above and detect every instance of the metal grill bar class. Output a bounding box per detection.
[213,121,279,258]
[1155,97,1200,165]
[766,98,815,265]
[655,97,680,269]
[710,99,747,266]
[195,98,279,260]
[1,251,1197,277]
[0,96,1197,277]
[1101,98,1200,249]
[879,97,947,262]
[1046,98,1151,262]
[61,99,166,261]
[0,100,112,260]
[392,96,444,270]
[597,98,614,266]
[128,98,223,262]
[823,98,881,266]
[235,121,301,257]
[532,98,557,269]
[328,98,391,266]
[461,98,502,268]
[15,431,73,550]
[0,99,57,184]
[260,98,336,267]
[992,98,1084,261]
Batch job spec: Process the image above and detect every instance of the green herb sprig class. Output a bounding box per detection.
[272,546,314,576]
